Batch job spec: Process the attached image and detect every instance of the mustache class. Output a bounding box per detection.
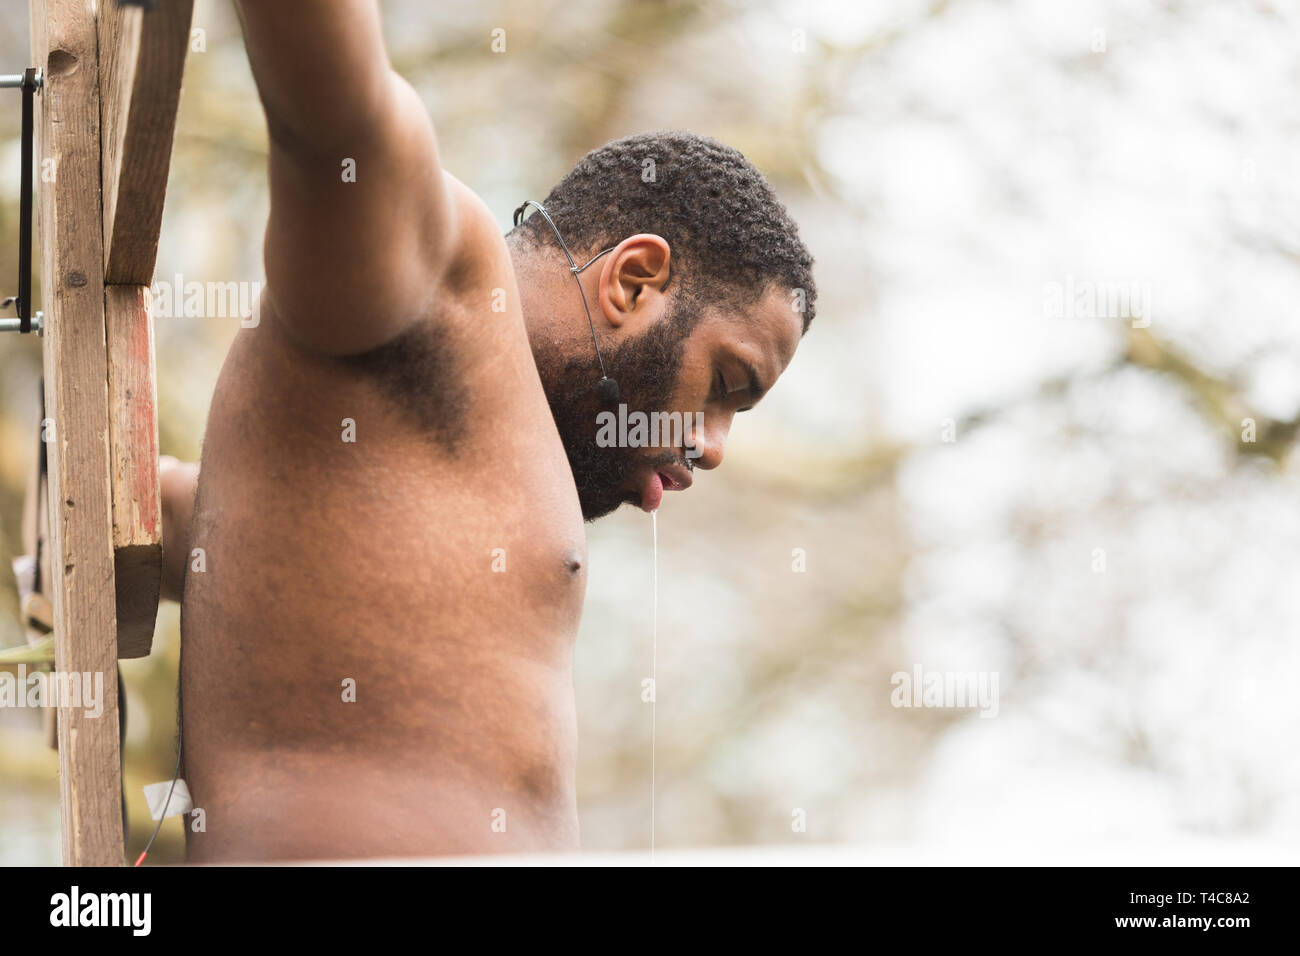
[643,449,695,473]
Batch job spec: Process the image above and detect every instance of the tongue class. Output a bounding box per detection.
[640,471,664,512]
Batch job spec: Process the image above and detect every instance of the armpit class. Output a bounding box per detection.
[340,318,470,454]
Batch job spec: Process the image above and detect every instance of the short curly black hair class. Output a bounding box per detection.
[510,130,816,331]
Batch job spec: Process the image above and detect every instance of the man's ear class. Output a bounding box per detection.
[597,234,671,329]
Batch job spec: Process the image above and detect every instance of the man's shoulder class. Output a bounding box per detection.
[222,171,535,455]
[439,172,516,298]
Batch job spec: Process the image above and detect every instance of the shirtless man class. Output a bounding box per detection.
[171,0,816,861]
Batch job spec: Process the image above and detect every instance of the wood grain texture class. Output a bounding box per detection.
[31,0,125,867]
[98,0,194,285]
[105,284,161,658]
[98,0,193,657]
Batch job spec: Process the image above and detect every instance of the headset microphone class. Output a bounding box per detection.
[595,376,621,405]
[514,200,621,406]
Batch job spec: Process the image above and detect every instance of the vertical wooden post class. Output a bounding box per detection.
[29,0,124,866]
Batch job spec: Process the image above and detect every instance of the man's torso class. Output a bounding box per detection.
[180,192,587,861]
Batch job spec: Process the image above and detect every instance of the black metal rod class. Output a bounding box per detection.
[18,67,35,333]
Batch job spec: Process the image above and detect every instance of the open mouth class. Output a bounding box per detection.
[638,463,694,513]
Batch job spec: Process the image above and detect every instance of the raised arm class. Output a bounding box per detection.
[236,0,459,355]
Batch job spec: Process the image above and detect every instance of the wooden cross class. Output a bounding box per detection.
[25,0,193,866]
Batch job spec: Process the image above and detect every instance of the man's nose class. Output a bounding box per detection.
[687,417,730,470]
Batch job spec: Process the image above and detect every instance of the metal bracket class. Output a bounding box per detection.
[0,68,43,335]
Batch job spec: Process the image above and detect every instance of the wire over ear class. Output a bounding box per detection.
[515,199,622,408]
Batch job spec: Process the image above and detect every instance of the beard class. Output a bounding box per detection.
[535,304,696,521]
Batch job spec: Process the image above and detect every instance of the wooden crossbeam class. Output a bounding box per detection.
[105,284,161,659]
[97,0,192,658]
[99,0,193,285]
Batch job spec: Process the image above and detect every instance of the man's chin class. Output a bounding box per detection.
[579,493,636,523]
[576,475,658,521]
[571,454,651,522]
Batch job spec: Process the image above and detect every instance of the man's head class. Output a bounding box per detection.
[507,130,816,521]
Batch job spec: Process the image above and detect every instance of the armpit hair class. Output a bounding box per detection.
[340,319,470,453]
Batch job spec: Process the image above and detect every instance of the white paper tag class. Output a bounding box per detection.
[143,778,194,820]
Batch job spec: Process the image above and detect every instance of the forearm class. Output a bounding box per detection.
[160,457,199,603]
[235,0,395,155]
